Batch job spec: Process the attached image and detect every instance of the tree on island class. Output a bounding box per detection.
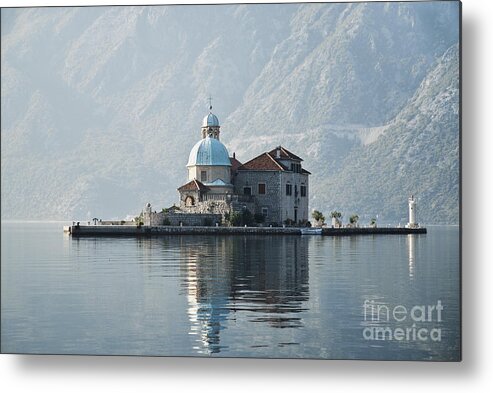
[224,211,241,226]
[254,213,265,225]
[312,210,325,227]
[349,214,360,227]
[134,212,144,226]
[241,208,255,226]
[225,209,254,227]
[330,211,342,228]
[284,218,296,227]
[370,218,377,228]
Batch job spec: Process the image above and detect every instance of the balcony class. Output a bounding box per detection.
[202,193,230,202]
[201,193,254,203]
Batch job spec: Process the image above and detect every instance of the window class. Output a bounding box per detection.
[185,196,195,206]
[258,183,266,195]
[290,163,301,173]
[201,171,207,182]
[301,185,307,197]
[261,207,268,217]
[294,185,298,197]
[243,186,252,196]
[286,183,292,196]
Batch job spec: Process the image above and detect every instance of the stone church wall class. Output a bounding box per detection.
[146,211,223,226]
[180,199,231,215]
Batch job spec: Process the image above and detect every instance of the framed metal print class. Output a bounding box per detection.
[1,1,461,361]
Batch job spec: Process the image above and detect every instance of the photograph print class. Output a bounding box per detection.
[1,0,461,361]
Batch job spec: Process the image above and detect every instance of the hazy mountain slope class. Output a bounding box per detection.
[1,3,460,222]
[1,5,295,219]
[314,44,459,225]
[225,2,458,142]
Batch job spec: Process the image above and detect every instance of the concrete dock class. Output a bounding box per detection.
[64,225,426,237]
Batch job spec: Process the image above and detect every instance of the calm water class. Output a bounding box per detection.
[1,223,460,360]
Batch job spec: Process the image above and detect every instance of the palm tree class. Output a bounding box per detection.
[311,210,325,227]
[349,214,359,227]
[330,211,342,228]
[330,211,342,219]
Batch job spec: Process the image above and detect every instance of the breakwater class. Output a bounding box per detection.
[64,225,426,237]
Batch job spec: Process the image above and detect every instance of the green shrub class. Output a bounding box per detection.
[312,210,325,223]
[300,219,311,227]
[242,209,255,226]
[229,212,242,226]
[284,218,295,226]
[349,214,359,224]
[254,213,265,224]
[330,211,342,219]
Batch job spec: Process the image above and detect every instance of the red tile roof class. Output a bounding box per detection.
[177,179,209,191]
[237,145,308,172]
[237,152,287,171]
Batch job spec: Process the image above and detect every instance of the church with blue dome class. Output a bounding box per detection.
[178,108,234,205]
[176,104,311,226]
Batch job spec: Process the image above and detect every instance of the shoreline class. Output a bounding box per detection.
[64,225,427,237]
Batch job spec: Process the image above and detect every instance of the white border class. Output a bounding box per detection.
[2,0,492,391]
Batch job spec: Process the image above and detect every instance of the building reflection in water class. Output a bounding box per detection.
[182,236,232,354]
[407,234,416,280]
[179,236,309,354]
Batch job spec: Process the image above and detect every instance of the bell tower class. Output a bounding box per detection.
[201,96,221,140]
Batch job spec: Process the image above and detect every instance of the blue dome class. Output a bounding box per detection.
[202,112,220,127]
[187,136,231,167]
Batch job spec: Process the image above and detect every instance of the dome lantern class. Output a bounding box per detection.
[201,97,221,139]
[202,113,220,128]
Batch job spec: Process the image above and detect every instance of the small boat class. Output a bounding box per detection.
[300,227,323,235]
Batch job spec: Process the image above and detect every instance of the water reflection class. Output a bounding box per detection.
[407,234,416,279]
[178,236,309,354]
[181,237,233,354]
[2,224,460,359]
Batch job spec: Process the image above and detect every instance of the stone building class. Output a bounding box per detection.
[234,146,310,225]
[176,106,310,226]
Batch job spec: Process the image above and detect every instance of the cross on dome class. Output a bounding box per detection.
[202,96,220,130]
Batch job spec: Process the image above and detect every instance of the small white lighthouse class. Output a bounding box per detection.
[406,195,418,228]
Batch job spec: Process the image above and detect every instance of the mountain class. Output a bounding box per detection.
[0,2,460,223]
[318,44,460,225]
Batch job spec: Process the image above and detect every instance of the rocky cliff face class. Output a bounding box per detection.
[317,44,460,225]
[1,2,460,223]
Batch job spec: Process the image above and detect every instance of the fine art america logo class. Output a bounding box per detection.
[362,299,444,342]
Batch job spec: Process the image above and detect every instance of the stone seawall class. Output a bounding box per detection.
[65,225,426,237]
[321,227,427,236]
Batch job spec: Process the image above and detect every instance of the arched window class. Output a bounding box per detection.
[185,196,195,206]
